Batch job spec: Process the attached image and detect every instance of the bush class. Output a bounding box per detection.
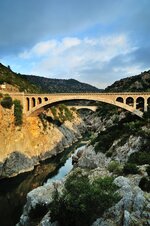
[146,165,150,177]
[128,151,150,165]
[13,100,23,126]
[123,163,139,175]
[29,203,48,219]
[50,173,120,226]
[139,177,150,192]
[51,106,57,119]
[108,161,122,175]
[1,95,13,109]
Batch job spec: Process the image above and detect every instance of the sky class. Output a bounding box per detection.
[0,0,150,89]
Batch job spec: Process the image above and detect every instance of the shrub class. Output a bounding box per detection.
[29,203,48,219]
[123,163,139,175]
[39,113,47,130]
[1,95,13,109]
[108,161,123,175]
[128,151,150,165]
[51,106,57,119]
[13,100,23,126]
[50,173,120,226]
[146,165,150,177]
[139,177,150,192]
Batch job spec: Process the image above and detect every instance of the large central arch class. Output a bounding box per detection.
[25,94,144,117]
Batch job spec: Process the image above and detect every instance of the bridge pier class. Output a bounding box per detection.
[144,98,148,112]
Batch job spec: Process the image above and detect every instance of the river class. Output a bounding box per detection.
[0,141,86,226]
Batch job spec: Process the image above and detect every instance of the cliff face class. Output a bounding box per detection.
[0,106,86,178]
[18,109,150,226]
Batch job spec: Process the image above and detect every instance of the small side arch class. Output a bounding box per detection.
[126,97,134,107]
[31,97,36,107]
[44,97,48,101]
[37,97,42,104]
[148,97,150,111]
[136,97,144,111]
[26,97,30,111]
[116,97,124,103]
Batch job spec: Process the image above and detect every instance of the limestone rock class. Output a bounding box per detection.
[17,180,63,226]
[0,151,34,178]
[78,145,110,169]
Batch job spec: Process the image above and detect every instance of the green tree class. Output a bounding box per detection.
[1,95,13,109]
[13,100,23,126]
[50,173,120,226]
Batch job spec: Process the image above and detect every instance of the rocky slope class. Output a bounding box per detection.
[17,107,150,226]
[0,105,87,178]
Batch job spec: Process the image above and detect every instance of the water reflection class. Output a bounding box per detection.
[0,141,86,226]
[46,145,85,183]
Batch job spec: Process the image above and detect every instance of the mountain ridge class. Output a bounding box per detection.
[105,70,150,92]
[0,63,101,93]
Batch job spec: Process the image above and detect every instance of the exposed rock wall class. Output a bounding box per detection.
[17,110,150,226]
[0,106,86,178]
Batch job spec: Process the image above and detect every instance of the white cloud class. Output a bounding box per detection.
[17,34,140,88]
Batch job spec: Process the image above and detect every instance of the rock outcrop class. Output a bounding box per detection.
[0,106,87,178]
[92,176,150,226]
[17,108,150,226]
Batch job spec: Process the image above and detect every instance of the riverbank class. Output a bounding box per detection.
[0,106,87,178]
[0,139,87,226]
[17,109,150,226]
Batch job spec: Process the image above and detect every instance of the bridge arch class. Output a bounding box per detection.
[116,97,124,103]
[25,95,144,118]
[126,97,134,107]
[37,97,42,104]
[31,97,36,107]
[44,97,48,101]
[148,97,150,111]
[136,97,144,111]
[26,97,30,111]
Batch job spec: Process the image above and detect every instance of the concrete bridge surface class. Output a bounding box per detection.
[6,92,150,117]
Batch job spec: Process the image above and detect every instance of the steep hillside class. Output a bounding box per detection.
[0,63,41,93]
[105,70,150,92]
[0,63,101,93]
[23,75,101,93]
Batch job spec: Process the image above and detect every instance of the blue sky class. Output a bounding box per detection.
[0,0,150,88]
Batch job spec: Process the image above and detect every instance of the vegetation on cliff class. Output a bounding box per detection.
[50,171,120,226]
[23,75,101,93]
[0,94,13,109]
[0,63,101,93]
[105,70,150,92]
[0,63,41,93]
[13,100,23,126]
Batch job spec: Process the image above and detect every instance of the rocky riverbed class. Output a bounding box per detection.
[17,110,150,226]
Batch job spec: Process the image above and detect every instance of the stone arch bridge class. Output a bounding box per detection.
[8,92,150,117]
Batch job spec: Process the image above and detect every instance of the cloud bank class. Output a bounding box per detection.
[0,0,150,88]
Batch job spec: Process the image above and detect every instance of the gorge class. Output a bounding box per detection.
[0,64,150,226]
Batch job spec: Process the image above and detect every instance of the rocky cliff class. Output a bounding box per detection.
[0,105,86,178]
[17,107,150,226]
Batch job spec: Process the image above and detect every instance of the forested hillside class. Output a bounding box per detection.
[0,63,41,93]
[105,70,150,92]
[0,63,101,93]
[23,75,101,93]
